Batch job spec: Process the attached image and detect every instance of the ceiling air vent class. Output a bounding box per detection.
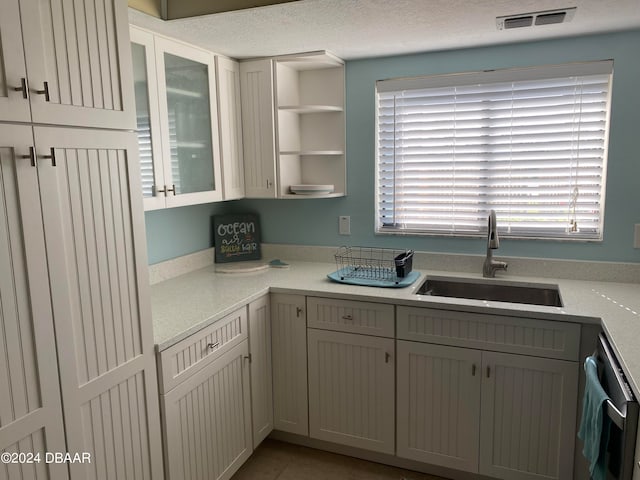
[497,7,576,30]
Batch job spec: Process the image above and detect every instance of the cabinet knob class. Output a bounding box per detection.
[296,307,303,317]
[472,364,477,376]
[21,147,36,167]
[385,352,391,363]
[207,342,219,350]
[156,184,176,197]
[34,81,50,102]
[244,354,252,363]
[486,366,491,378]
[39,148,56,167]
[13,78,28,99]
[342,314,353,321]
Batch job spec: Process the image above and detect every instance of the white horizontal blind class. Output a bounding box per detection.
[376,61,612,240]
[136,114,155,197]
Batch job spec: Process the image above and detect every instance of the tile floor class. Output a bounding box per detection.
[230,439,450,480]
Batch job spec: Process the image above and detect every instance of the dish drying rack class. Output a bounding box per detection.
[330,246,417,287]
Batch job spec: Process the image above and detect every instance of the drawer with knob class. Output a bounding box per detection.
[307,296,394,338]
[157,306,248,393]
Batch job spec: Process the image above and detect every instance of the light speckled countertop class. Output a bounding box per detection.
[150,261,640,397]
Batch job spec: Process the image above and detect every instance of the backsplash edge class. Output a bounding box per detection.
[148,244,640,284]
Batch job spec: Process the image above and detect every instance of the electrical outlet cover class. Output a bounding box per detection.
[339,216,351,235]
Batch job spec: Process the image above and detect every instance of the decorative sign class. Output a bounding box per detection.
[213,214,261,263]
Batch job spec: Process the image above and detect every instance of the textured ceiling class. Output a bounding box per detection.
[128,0,640,60]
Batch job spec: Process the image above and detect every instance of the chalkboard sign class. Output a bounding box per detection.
[213,214,261,263]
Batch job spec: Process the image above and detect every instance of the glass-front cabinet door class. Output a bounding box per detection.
[130,27,165,210]
[155,36,222,207]
[129,26,222,210]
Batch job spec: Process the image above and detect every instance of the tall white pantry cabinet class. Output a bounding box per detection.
[0,0,163,479]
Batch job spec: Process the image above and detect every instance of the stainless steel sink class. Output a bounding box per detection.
[415,276,563,307]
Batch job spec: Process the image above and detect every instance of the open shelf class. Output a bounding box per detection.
[280,192,345,199]
[275,51,343,71]
[278,105,343,113]
[280,150,344,156]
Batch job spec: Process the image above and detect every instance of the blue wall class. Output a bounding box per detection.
[145,202,239,264]
[146,30,640,265]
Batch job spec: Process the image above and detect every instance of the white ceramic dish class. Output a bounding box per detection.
[290,184,334,195]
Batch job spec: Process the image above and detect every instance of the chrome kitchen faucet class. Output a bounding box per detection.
[482,210,508,278]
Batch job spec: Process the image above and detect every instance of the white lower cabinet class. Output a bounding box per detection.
[162,340,253,480]
[307,329,395,454]
[248,295,274,447]
[270,293,308,436]
[397,340,579,480]
[154,293,583,480]
[479,351,579,480]
[396,341,482,472]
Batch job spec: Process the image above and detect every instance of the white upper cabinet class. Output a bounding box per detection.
[240,51,346,199]
[216,56,246,200]
[239,58,277,198]
[130,26,225,210]
[0,0,135,129]
[155,36,223,207]
[130,27,165,210]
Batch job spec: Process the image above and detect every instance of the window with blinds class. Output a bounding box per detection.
[376,61,613,240]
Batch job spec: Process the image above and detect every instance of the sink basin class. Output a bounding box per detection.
[415,276,563,307]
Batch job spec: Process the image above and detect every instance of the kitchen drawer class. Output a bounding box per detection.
[158,306,248,393]
[307,297,394,338]
[397,306,580,361]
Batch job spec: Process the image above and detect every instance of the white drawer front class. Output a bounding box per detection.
[307,297,394,337]
[397,306,580,361]
[158,306,248,393]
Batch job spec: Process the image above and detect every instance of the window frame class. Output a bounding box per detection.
[374,60,614,242]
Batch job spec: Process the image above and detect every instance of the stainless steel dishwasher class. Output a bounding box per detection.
[594,333,639,480]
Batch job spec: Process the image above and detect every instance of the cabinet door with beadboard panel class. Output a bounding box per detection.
[396,340,481,473]
[0,0,31,122]
[270,293,308,435]
[34,127,163,480]
[479,352,579,480]
[18,0,135,129]
[0,125,68,480]
[239,59,277,198]
[307,329,395,454]
[162,340,253,480]
[216,56,245,200]
[248,295,273,447]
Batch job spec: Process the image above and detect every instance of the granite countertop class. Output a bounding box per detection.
[150,261,640,397]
